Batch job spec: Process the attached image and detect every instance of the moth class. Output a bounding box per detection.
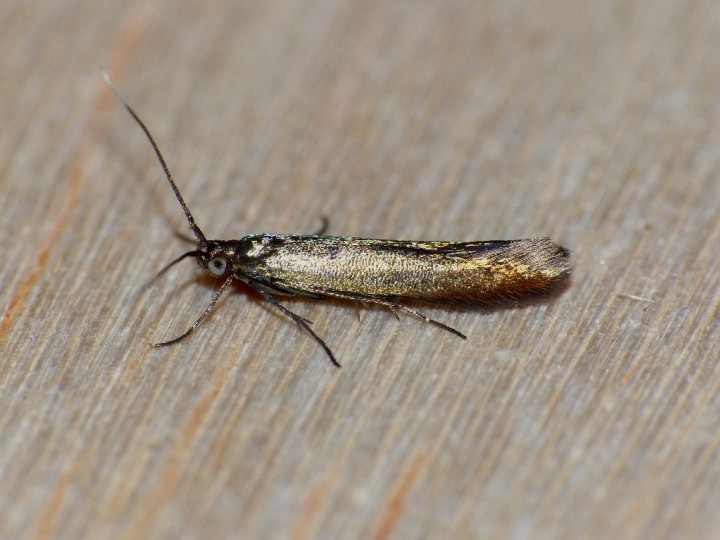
[103,70,571,367]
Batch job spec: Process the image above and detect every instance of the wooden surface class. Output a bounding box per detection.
[2,1,719,538]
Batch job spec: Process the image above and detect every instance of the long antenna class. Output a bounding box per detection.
[101,68,208,245]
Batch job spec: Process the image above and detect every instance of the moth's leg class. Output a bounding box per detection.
[356,300,372,322]
[173,230,196,245]
[324,292,467,340]
[152,274,234,347]
[249,283,341,368]
[388,303,467,339]
[244,278,325,300]
[312,216,329,236]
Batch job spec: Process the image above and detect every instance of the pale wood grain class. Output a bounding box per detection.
[2,0,720,538]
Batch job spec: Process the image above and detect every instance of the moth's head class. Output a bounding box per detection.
[195,240,236,278]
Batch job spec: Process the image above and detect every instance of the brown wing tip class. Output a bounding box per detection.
[530,237,571,280]
[498,237,572,299]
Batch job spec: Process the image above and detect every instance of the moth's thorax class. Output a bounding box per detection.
[196,235,279,276]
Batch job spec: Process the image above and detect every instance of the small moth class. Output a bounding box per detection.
[103,70,571,367]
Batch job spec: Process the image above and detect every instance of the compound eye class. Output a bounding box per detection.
[208,257,228,276]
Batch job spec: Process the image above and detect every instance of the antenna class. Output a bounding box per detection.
[101,68,208,246]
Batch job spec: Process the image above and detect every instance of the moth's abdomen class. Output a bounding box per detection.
[252,236,570,306]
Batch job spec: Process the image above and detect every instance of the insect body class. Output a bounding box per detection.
[103,70,571,367]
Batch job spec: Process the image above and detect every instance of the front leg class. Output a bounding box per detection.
[246,280,341,368]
